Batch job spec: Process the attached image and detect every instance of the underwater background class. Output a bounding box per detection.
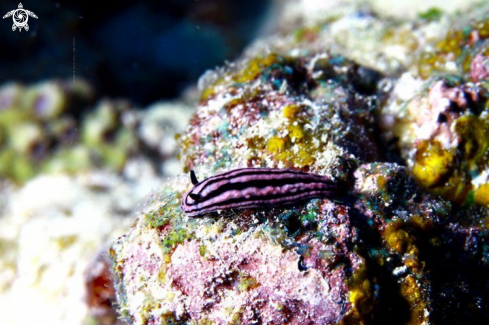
[0,0,270,104]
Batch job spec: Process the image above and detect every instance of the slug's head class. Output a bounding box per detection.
[181,170,205,216]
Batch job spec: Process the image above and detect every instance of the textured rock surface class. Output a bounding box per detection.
[112,178,361,324]
[111,1,489,324]
[0,97,192,325]
[2,1,489,325]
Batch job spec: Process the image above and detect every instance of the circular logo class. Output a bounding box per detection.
[13,9,28,28]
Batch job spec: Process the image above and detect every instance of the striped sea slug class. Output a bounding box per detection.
[181,167,341,216]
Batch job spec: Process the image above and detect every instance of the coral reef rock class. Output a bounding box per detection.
[112,1,489,324]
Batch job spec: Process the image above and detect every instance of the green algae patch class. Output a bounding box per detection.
[198,244,207,257]
[237,273,260,292]
[0,81,143,184]
[160,228,191,255]
[418,8,443,21]
[0,149,35,183]
[145,202,176,229]
[143,191,199,257]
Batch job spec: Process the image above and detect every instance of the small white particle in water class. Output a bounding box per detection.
[393,265,408,276]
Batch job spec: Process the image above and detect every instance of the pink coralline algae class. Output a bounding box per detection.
[111,184,363,324]
[471,52,489,82]
[169,238,348,324]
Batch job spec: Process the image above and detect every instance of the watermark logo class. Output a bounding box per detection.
[2,3,37,32]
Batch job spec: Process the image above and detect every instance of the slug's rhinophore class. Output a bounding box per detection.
[181,167,340,216]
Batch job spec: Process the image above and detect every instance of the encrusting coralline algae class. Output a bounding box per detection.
[111,1,489,324]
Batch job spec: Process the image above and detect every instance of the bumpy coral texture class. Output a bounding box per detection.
[179,53,381,176]
[111,2,489,325]
[169,238,344,323]
[112,182,363,324]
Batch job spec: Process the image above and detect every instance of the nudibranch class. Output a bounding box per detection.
[181,167,340,216]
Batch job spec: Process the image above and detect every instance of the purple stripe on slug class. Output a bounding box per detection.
[181,167,339,216]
